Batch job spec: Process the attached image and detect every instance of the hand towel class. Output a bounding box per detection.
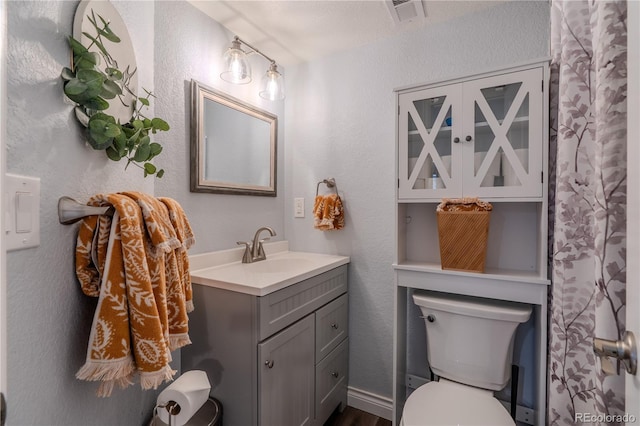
[121,192,191,352]
[159,197,196,313]
[313,194,345,231]
[76,194,174,397]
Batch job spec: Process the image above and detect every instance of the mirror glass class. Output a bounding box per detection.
[191,80,277,196]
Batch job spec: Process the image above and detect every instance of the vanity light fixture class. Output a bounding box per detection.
[220,36,285,101]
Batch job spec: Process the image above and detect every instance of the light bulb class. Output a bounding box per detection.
[259,63,285,100]
[220,39,251,84]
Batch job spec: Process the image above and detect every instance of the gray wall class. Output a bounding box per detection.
[284,1,550,400]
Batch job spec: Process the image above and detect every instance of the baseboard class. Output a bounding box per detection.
[347,386,394,421]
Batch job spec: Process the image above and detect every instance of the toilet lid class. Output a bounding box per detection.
[402,380,515,426]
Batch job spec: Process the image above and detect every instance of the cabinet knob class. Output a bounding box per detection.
[465,135,472,142]
[265,360,274,369]
[453,137,460,143]
[420,314,436,323]
[331,323,339,330]
[331,371,339,378]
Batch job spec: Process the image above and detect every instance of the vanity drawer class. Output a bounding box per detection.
[258,265,347,340]
[315,338,349,425]
[315,293,348,361]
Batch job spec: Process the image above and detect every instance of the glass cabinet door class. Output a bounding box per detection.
[398,84,462,199]
[462,68,543,198]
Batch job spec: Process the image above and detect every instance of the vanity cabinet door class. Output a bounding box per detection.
[258,314,315,426]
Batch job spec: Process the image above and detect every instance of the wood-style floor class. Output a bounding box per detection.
[324,406,392,426]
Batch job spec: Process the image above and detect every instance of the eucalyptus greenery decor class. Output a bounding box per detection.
[60,11,168,178]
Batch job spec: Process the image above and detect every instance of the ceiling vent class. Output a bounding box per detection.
[386,0,426,25]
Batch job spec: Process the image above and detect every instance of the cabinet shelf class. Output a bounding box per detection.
[408,116,529,136]
[393,261,549,285]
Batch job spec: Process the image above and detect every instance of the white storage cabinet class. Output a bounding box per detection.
[398,67,544,201]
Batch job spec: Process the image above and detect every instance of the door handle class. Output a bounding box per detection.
[593,331,637,375]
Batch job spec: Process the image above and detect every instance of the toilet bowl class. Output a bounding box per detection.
[400,380,514,426]
[401,291,531,426]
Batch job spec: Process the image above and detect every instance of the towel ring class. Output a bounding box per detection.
[316,178,339,196]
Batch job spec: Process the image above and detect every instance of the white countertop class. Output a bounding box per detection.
[189,241,350,296]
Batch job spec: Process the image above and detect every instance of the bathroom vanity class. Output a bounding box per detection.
[183,242,350,426]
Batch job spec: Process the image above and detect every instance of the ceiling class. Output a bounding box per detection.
[187,0,506,66]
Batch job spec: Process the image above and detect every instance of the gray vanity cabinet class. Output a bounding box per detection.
[182,264,349,426]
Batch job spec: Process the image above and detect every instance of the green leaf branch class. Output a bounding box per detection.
[60,10,167,178]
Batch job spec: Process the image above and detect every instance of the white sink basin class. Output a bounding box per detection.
[189,242,350,296]
[243,257,317,274]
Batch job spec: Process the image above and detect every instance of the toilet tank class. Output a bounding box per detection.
[412,290,531,391]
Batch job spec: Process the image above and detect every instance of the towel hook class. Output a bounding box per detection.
[58,196,114,225]
[316,178,339,196]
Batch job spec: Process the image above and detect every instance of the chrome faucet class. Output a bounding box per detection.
[237,226,277,263]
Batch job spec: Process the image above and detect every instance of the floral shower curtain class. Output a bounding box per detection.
[547,1,627,425]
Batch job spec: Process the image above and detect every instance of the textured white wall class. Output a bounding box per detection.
[284,1,550,399]
[153,2,285,255]
[6,1,159,424]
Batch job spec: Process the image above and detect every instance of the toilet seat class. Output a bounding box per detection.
[400,379,515,426]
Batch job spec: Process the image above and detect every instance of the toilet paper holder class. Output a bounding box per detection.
[155,400,181,426]
[593,330,637,375]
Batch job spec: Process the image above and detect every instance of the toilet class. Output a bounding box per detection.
[401,290,531,426]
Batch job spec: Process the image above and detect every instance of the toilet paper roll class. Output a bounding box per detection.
[157,370,211,426]
[474,152,501,187]
[504,149,529,187]
[408,157,429,189]
[408,157,430,179]
[439,155,451,179]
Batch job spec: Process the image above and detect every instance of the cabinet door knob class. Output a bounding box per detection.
[331,371,339,378]
[331,323,339,330]
[465,135,472,142]
[265,360,274,368]
[453,137,460,143]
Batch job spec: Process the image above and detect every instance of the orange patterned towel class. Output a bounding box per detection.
[159,197,196,313]
[121,191,192,351]
[313,194,345,231]
[75,193,194,397]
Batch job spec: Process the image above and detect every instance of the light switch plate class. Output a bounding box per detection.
[294,198,305,218]
[5,173,40,251]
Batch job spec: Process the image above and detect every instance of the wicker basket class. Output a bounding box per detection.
[436,198,491,273]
